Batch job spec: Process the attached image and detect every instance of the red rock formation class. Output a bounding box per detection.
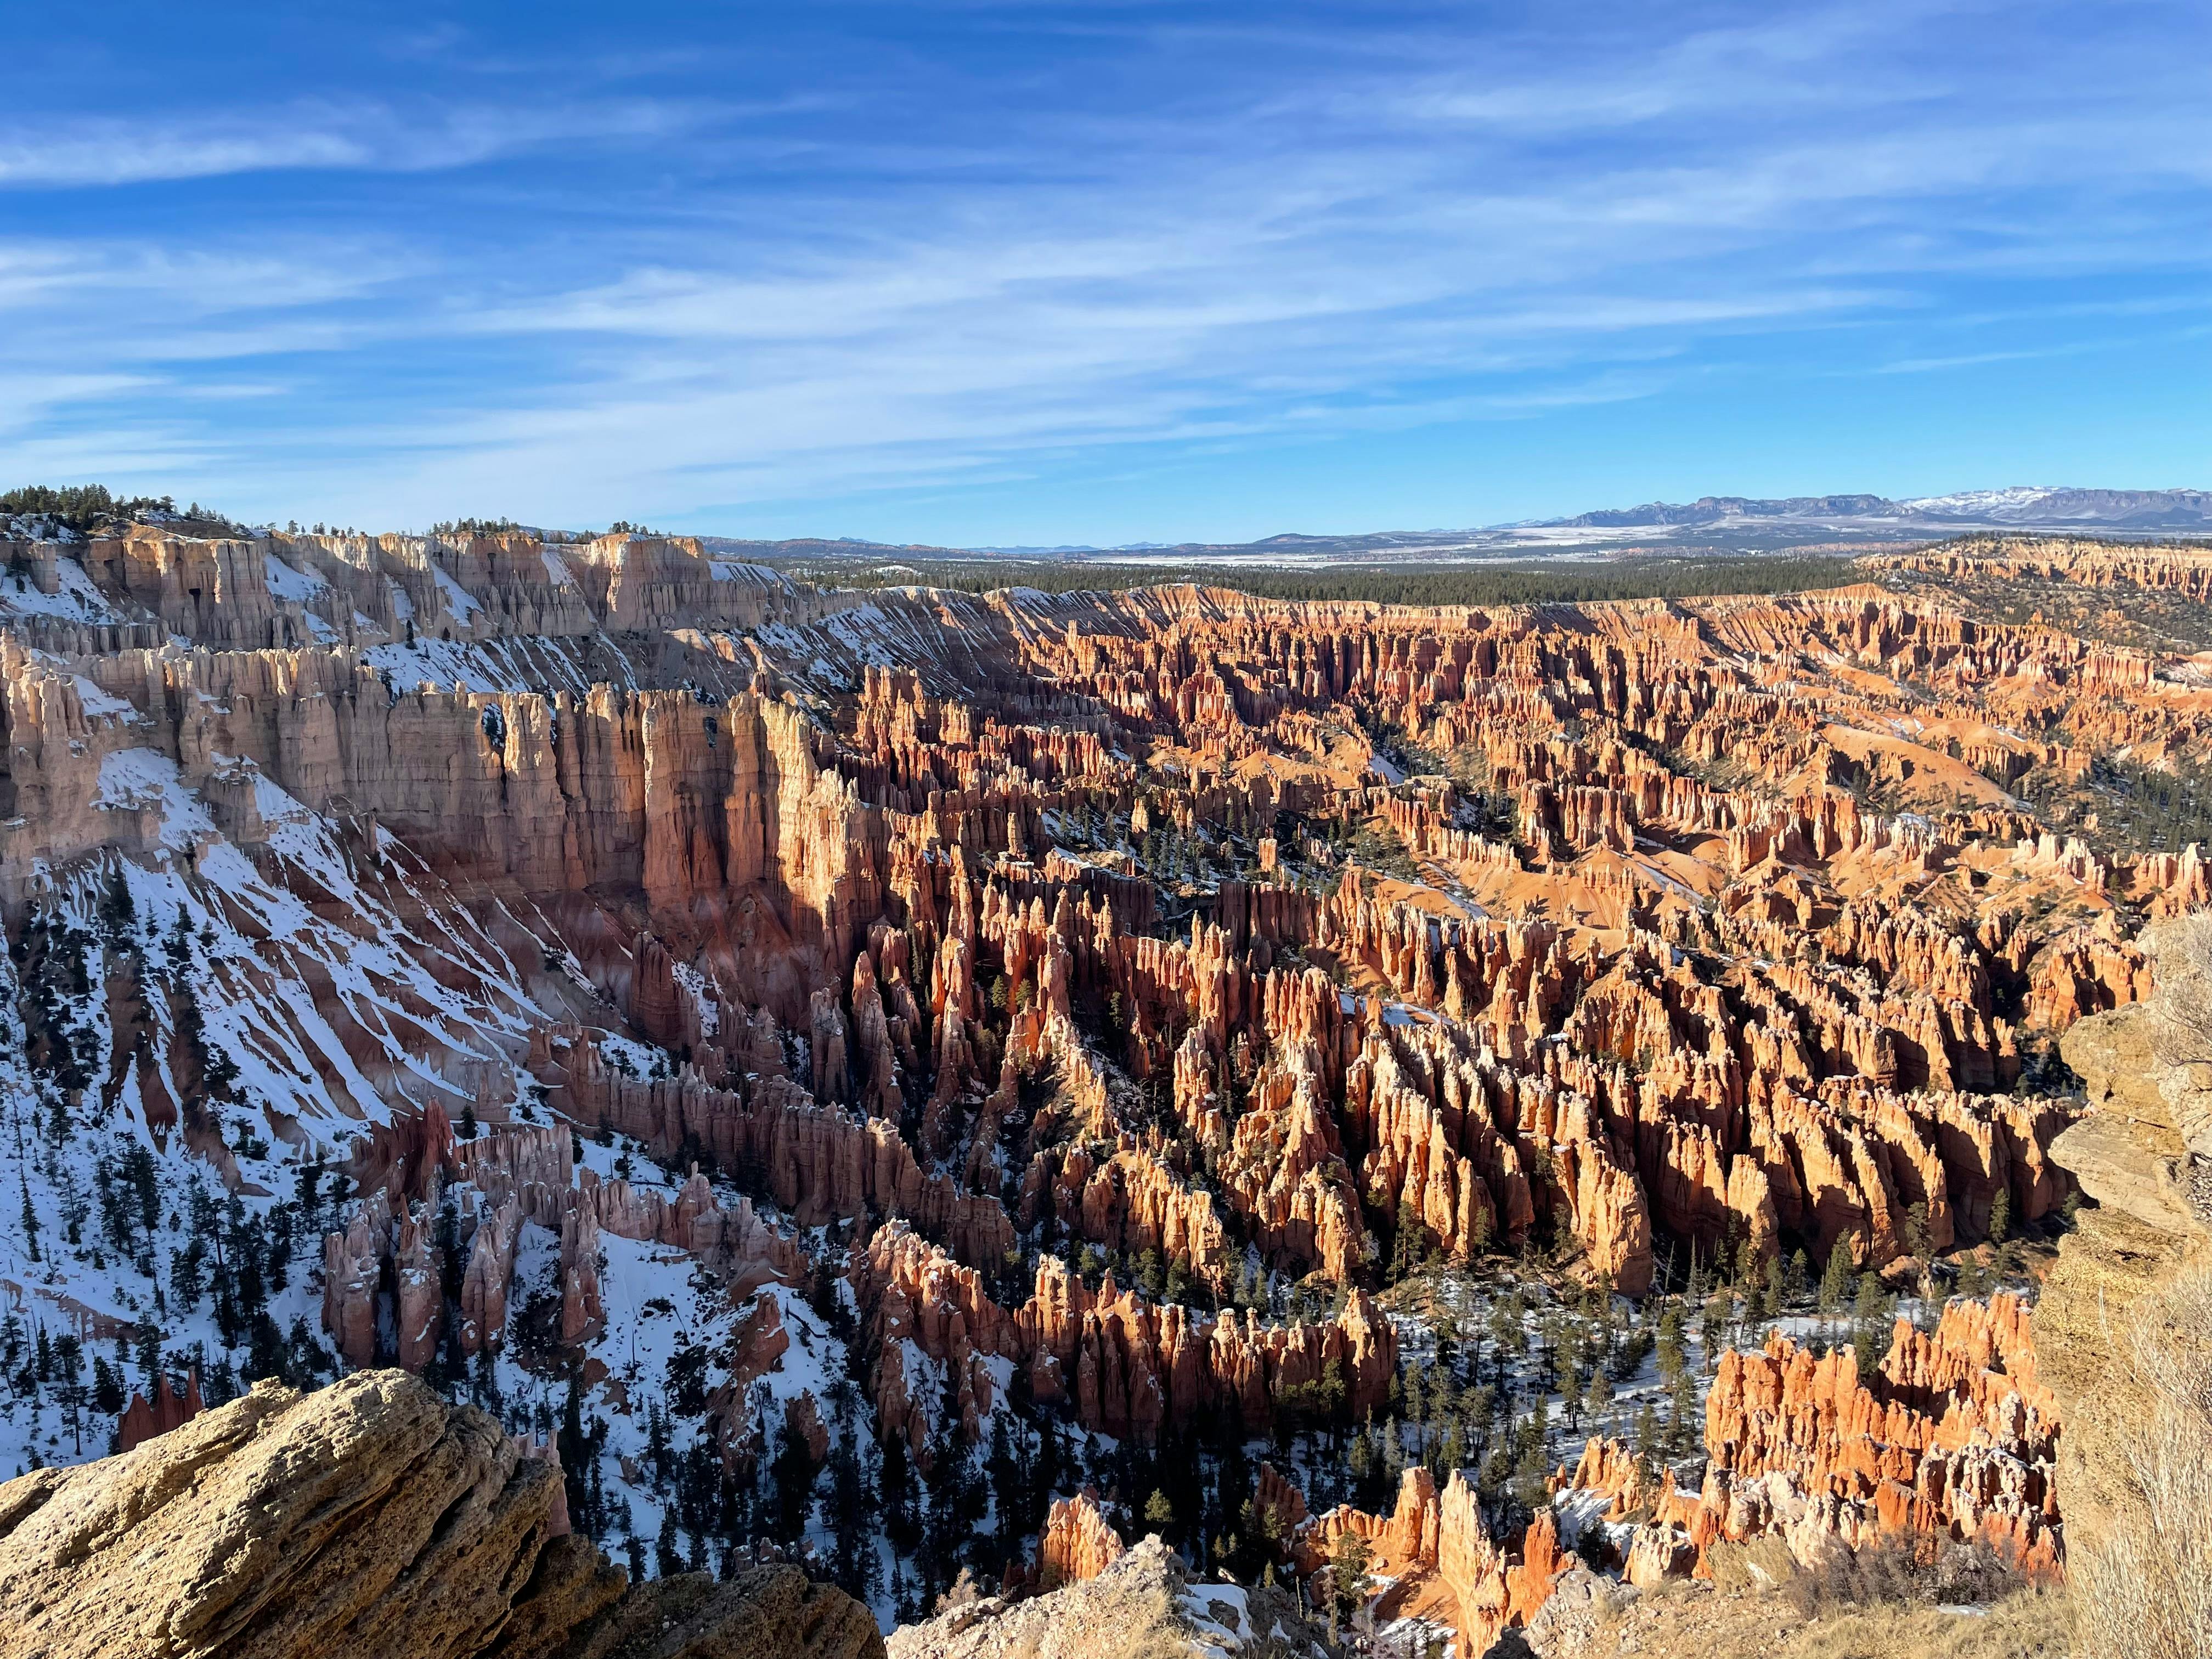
[19,518,2181,1620]
[1292,1466,1568,1655]
[116,1370,204,1452]
[393,1206,443,1372]
[1563,1291,2062,1588]
[558,1200,604,1345]
[458,1199,520,1356]
[848,1221,1395,1451]
[321,1202,384,1370]
[1039,1488,1126,1585]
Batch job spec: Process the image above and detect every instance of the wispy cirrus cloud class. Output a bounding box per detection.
[0,1,2207,539]
[0,98,706,188]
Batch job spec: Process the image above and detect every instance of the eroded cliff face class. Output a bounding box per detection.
[4,521,2204,1645]
[2,537,2137,1310]
[1245,1462,1570,1655]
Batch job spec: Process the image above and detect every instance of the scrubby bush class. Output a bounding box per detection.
[2069,1258,2212,1659]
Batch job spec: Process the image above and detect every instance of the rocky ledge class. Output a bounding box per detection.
[888,1536,1333,1659]
[0,1369,882,1659]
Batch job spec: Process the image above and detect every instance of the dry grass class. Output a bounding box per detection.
[2068,1256,2212,1659]
[1783,1587,2071,1659]
[1530,1577,2067,1659]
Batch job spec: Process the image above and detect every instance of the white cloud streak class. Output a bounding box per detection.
[0,99,704,188]
[0,1,2207,533]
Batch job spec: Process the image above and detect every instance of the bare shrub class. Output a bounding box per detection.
[2070,1258,2212,1659]
[1706,1534,1797,1594]
[1781,1533,2036,1620]
[1742,1533,1797,1589]
[2149,912,2212,1066]
[933,1567,983,1616]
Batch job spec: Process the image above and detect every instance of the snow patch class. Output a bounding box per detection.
[263,559,330,603]
[93,750,214,848]
[432,566,483,621]
[71,677,142,722]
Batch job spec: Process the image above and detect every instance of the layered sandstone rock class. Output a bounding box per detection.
[2035,934,2211,1649]
[0,1369,882,1659]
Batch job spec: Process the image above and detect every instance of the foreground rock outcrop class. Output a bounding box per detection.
[2037,925,2212,1659]
[887,1536,1331,1659]
[0,1369,882,1659]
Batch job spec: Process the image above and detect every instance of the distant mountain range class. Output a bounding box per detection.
[1550,486,2212,531]
[698,486,2212,568]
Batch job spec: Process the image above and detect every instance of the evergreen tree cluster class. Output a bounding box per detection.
[773,555,1866,608]
[0,483,177,533]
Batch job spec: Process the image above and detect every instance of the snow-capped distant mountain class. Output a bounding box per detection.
[670,486,2211,570]
[1010,486,2212,563]
[1548,486,2212,532]
[1897,487,2063,516]
[1896,486,2212,527]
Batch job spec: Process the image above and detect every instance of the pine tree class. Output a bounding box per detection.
[54,1334,85,1453]
[770,1414,818,1542]
[1144,1488,1174,1533]
[1851,1269,1891,1379]
[827,1438,881,1606]
[1667,1368,1696,1452]
[1785,1248,1810,1306]
[881,1430,921,1554]
[1328,1532,1372,1635]
[1853,1318,1884,1379]
[1655,1301,1685,1383]
[1819,1235,1855,1312]
[97,864,136,940]
[1582,1366,1612,1426]
[1554,1328,1582,1420]
[91,1355,124,1415]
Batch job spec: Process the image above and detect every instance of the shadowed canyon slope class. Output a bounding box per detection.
[2,515,2207,1654]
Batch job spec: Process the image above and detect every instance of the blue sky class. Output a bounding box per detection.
[3,1,2208,545]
